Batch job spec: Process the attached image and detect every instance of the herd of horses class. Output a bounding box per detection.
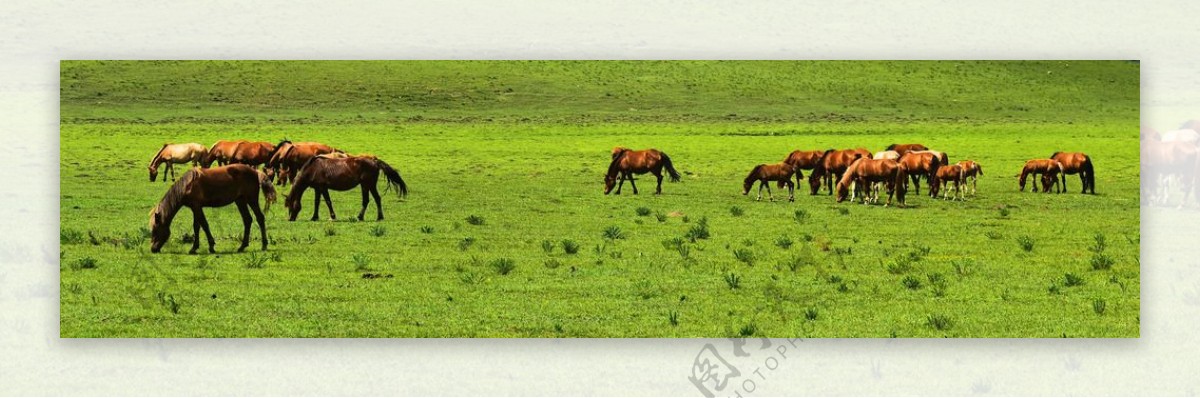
[147,139,407,254]
[144,139,1096,254]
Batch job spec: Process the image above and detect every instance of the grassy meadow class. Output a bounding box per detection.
[59,61,1140,337]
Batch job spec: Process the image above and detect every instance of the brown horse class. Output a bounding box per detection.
[809,148,870,195]
[742,163,799,201]
[885,143,929,157]
[149,164,277,254]
[149,143,207,182]
[934,164,965,200]
[285,155,408,221]
[897,151,942,197]
[267,140,341,185]
[229,141,278,168]
[1018,159,1064,193]
[1143,139,1198,205]
[202,140,247,168]
[604,147,681,195]
[956,160,984,196]
[910,150,949,167]
[836,158,907,207]
[783,150,825,188]
[1049,152,1096,194]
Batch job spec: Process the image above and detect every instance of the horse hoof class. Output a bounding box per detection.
[189,249,198,255]
[238,246,247,253]
[208,248,216,254]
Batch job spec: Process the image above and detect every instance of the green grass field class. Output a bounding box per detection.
[59,61,1140,337]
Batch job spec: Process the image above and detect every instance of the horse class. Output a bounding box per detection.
[783,150,825,188]
[934,164,965,201]
[1049,152,1096,194]
[1143,139,1198,206]
[1018,159,1065,193]
[873,150,900,160]
[229,141,278,168]
[885,143,929,157]
[149,143,207,182]
[285,155,408,221]
[897,151,942,197]
[149,164,277,254]
[835,158,907,207]
[267,140,341,186]
[604,147,681,195]
[809,148,870,196]
[910,150,949,167]
[202,140,247,168]
[956,160,984,196]
[742,162,799,201]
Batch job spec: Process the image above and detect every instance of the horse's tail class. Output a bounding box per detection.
[895,164,909,204]
[1082,155,1095,193]
[977,163,984,176]
[661,152,681,182]
[257,170,277,212]
[375,159,409,197]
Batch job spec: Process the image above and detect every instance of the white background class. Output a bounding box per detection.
[1,1,1194,395]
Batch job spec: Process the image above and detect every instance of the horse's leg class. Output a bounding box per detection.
[371,185,384,221]
[311,189,322,221]
[628,173,639,195]
[235,201,251,252]
[787,181,795,202]
[249,199,268,251]
[1032,172,1040,192]
[322,189,337,221]
[190,213,201,254]
[614,173,626,194]
[766,180,774,201]
[194,208,216,253]
[358,186,369,221]
[654,171,664,195]
[756,180,764,201]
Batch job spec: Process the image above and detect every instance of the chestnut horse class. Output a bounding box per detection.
[229,141,278,168]
[897,151,942,197]
[149,164,277,254]
[1018,159,1064,193]
[809,148,870,195]
[742,162,799,201]
[149,143,207,182]
[604,147,681,195]
[910,150,949,167]
[1049,152,1096,194]
[956,160,984,196]
[836,158,907,207]
[885,143,929,157]
[934,164,965,201]
[285,155,408,221]
[202,140,246,167]
[267,140,341,186]
[783,149,826,188]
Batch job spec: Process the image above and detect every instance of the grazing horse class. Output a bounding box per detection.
[202,140,247,167]
[783,149,826,188]
[285,155,408,221]
[809,148,870,195]
[1049,152,1096,194]
[742,162,799,201]
[604,147,681,195]
[897,151,942,197]
[885,143,929,157]
[836,158,907,207]
[1142,139,1198,205]
[149,143,207,182]
[229,141,278,168]
[956,160,984,196]
[267,140,341,186]
[1018,159,1064,193]
[934,164,965,200]
[149,164,277,254]
[910,150,949,167]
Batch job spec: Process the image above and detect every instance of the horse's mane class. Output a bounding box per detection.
[150,168,199,228]
[149,144,168,167]
[607,149,630,176]
[744,164,764,184]
[886,144,897,150]
[1049,151,1062,159]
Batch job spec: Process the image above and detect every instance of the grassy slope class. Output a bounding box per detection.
[59,61,1139,337]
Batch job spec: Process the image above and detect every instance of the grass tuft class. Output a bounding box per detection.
[560,239,580,254]
[636,207,652,217]
[466,215,485,225]
[724,272,741,290]
[1016,235,1034,252]
[491,258,516,275]
[927,314,954,331]
[603,226,626,240]
[729,206,744,217]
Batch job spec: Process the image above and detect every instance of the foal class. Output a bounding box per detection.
[743,162,800,201]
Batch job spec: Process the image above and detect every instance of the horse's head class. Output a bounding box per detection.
[808,169,824,195]
[285,193,302,221]
[835,181,850,203]
[149,209,170,253]
[148,165,158,182]
[603,173,617,195]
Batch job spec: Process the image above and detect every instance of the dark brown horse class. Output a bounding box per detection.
[1018,159,1064,193]
[885,143,929,157]
[809,148,870,195]
[897,151,942,197]
[285,155,408,221]
[742,162,799,201]
[783,149,825,188]
[836,158,907,207]
[604,147,681,195]
[1049,152,1096,194]
[149,164,277,254]
[267,140,341,186]
[202,140,247,168]
[230,141,278,168]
